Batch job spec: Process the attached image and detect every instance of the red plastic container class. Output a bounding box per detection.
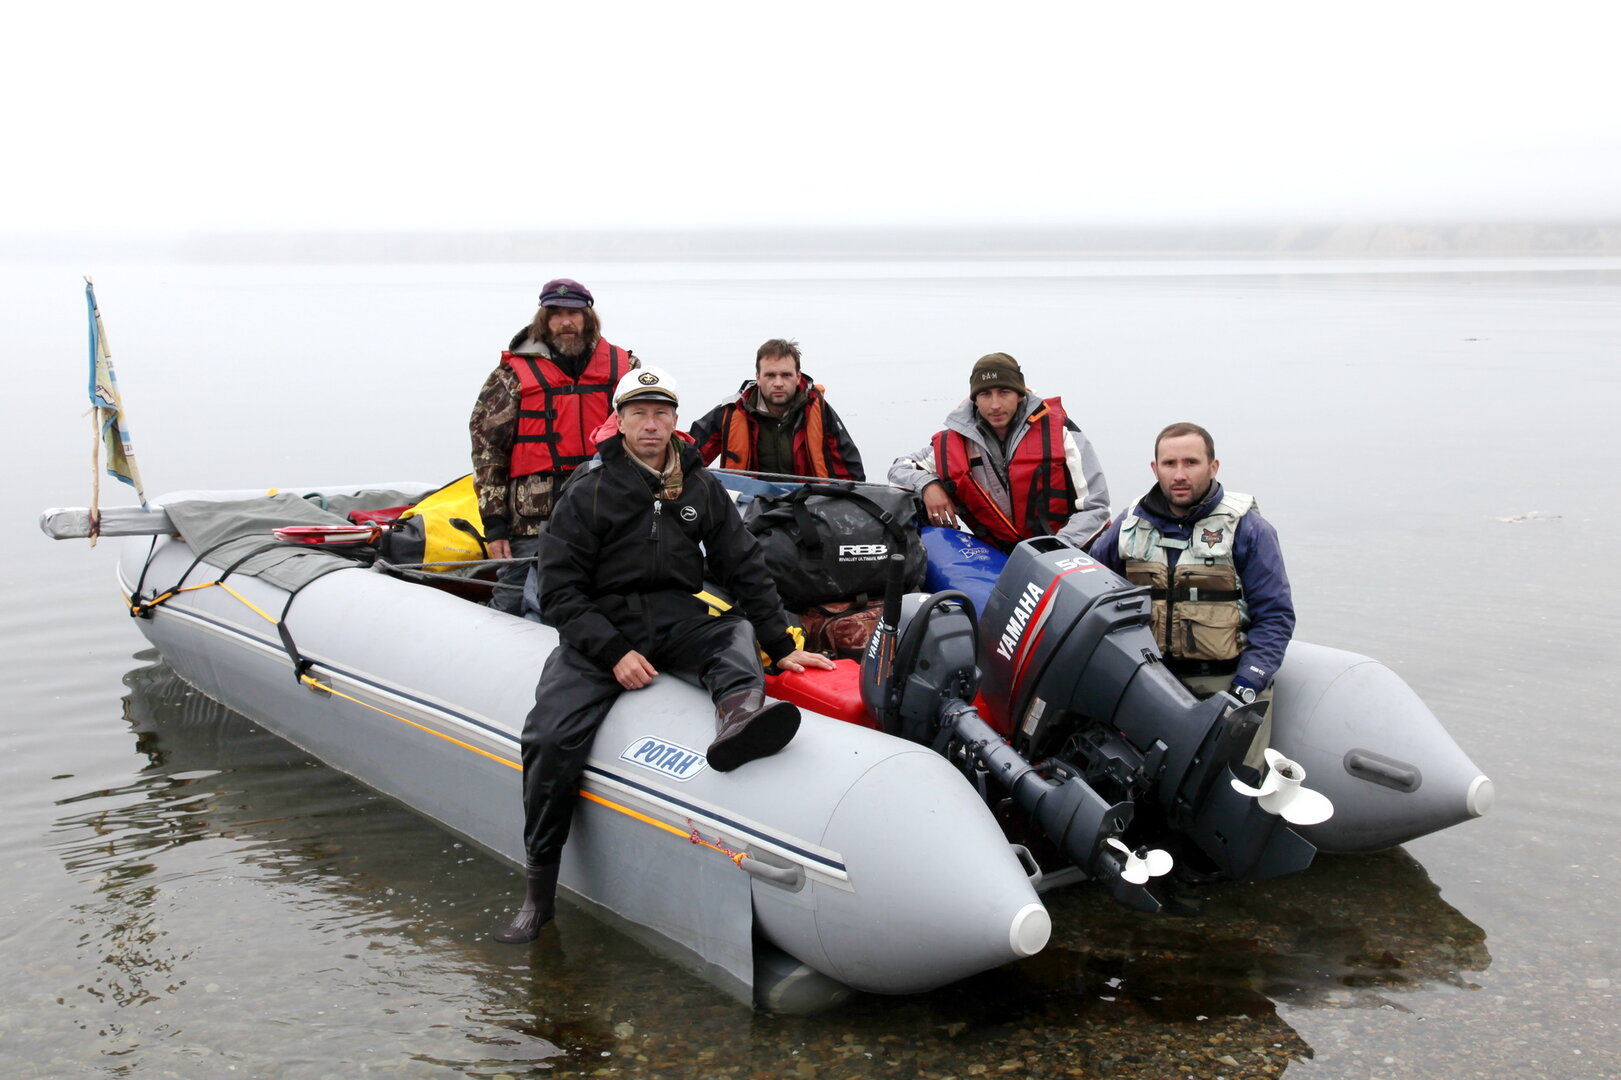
[766,659,877,729]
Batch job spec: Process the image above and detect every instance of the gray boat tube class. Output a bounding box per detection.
[102,490,1050,1009]
[1268,641,1494,852]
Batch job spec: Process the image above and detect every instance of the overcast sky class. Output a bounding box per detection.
[4,1,1617,233]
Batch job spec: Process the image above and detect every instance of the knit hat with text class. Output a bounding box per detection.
[969,352,1026,397]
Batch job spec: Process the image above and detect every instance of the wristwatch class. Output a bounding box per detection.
[1230,684,1258,705]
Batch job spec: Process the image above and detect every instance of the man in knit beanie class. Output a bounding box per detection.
[889,352,1110,552]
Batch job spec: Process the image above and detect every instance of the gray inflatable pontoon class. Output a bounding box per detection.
[41,480,1492,1011]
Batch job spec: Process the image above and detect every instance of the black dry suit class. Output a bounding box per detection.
[518,436,799,867]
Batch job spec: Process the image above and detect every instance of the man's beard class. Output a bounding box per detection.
[759,379,799,407]
[550,332,588,358]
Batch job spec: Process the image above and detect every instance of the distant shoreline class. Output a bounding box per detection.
[7,222,1620,263]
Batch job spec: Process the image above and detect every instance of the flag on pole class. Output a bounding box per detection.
[86,278,147,540]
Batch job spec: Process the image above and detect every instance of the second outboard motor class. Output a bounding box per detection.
[865,533,1321,901]
[974,537,1316,882]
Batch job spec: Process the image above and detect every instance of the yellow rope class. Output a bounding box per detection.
[299,670,747,865]
[304,673,747,866]
[578,791,748,866]
[298,673,522,771]
[137,573,750,869]
[213,582,278,623]
[127,578,278,622]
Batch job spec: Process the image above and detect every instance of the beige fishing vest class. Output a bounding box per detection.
[1118,491,1255,663]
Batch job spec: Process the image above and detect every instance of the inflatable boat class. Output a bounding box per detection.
[40,477,1492,1011]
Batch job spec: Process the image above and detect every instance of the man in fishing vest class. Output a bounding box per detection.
[494,366,836,945]
[887,352,1110,551]
[1088,422,1295,762]
[469,278,637,613]
[688,338,865,480]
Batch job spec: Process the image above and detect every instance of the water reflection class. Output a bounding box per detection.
[775,844,1490,1076]
[46,655,1492,1077]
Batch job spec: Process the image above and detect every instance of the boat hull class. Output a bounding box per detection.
[118,520,1049,1007]
[99,483,1488,1005]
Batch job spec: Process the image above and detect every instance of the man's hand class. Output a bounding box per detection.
[488,538,513,561]
[776,649,838,674]
[613,650,660,689]
[921,481,957,528]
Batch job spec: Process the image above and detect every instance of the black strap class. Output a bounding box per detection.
[1165,655,1240,677]
[1021,409,1077,535]
[128,535,161,617]
[790,501,825,561]
[748,482,915,560]
[796,483,911,549]
[933,432,960,501]
[546,382,615,395]
[273,561,361,681]
[134,530,364,684]
[1148,587,1244,602]
[803,593,874,617]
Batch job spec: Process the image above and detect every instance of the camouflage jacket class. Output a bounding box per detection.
[468,334,638,542]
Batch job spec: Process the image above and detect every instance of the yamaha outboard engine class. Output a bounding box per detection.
[862,535,1319,909]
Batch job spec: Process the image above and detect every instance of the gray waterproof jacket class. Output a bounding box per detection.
[888,392,1110,549]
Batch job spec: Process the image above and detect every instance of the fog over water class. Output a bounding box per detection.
[3,255,1618,1078]
[6,4,1619,233]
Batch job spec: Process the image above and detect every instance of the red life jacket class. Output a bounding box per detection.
[931,396,1076,552]
[503,339,630,477]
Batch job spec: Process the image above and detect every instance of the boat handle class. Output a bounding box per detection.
[1010,843,1043,886]
[740,857,805,890]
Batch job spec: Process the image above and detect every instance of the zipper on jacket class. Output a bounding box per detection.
[650,498,662,541]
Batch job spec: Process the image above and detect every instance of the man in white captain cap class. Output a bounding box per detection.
[494,366,835,944]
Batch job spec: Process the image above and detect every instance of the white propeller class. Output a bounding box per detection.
[1106,837,1173,885]
[1230,748,1334,826]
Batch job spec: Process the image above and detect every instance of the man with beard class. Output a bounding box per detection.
[1088,422,1295,761]
[470,279,637,613]
[689,338,864,480]
[889,352,1109,551]
[494,366,836,944]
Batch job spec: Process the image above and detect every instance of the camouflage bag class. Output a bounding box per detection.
[798,597,886,660]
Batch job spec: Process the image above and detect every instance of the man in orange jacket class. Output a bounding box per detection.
[688,338,864,480]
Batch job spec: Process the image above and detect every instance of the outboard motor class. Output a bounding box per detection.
[863,535,1320,907]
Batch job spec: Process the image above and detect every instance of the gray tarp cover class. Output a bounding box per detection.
[162,489,422,592]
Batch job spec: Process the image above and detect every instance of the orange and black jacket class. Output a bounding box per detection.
[689,375,865,480]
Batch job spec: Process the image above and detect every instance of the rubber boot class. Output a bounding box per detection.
[707,689,801,773]
[493,863,560,944]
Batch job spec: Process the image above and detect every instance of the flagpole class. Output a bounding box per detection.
[85,277,147,546]
[86,276,103,544]
[89,398,103,544]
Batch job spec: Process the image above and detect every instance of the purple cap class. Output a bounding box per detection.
[538,278,594,309]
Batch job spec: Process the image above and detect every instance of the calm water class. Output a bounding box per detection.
[3,256,1618,1078]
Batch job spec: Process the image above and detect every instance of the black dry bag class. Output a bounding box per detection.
[743,484,926,610]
